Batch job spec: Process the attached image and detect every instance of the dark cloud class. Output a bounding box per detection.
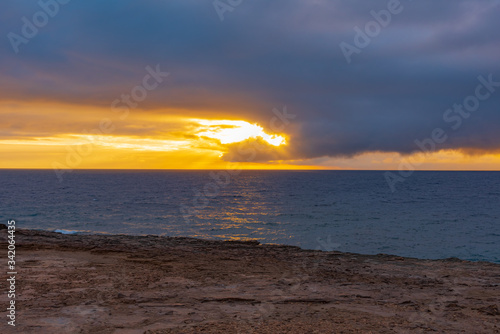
[222,138,288,163]
[2,0,500,161]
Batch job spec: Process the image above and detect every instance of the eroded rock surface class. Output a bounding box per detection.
[1,229,499,333]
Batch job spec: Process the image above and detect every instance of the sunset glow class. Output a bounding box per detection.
[194,120,286,146]
[1,99,500,170]
[2,1,500,172]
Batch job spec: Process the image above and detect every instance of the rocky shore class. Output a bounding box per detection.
[1,229,499,333]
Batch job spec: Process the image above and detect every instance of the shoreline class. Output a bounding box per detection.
[16,227,500,264]
[1,229,499,333]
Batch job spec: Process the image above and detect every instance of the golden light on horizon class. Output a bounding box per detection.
[0,102,300,169]
[2,101,500,171]
[194,119,286,146]
[1,135,192,152]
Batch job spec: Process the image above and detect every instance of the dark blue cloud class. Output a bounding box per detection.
[2,0,500,159]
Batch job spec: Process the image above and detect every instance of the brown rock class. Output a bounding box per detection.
[478,304,500,316]
[1,229,499,333]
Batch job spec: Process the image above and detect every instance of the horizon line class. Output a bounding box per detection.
[1,168,499,172]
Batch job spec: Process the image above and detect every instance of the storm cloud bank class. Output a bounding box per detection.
[2,0,500,161]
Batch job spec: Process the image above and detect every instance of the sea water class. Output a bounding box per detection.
[1,170,499,263]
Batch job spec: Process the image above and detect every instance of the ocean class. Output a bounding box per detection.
[1,170,499,263]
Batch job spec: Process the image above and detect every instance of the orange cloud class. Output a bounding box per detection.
[2,100,500,171]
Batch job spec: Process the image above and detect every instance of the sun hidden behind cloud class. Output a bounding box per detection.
[193,119,286,147]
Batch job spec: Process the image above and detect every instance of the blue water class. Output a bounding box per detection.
[1,170,499,263]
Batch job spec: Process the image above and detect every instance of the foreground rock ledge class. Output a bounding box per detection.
[1,229,499,333]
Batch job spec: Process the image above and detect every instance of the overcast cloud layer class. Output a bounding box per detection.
[2,0,500,161]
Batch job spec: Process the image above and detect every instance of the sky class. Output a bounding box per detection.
[1,0,500,170]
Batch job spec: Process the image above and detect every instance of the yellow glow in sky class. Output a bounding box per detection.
[194,119,286,146]
[1,101,499,170]
[1,135,192,152]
